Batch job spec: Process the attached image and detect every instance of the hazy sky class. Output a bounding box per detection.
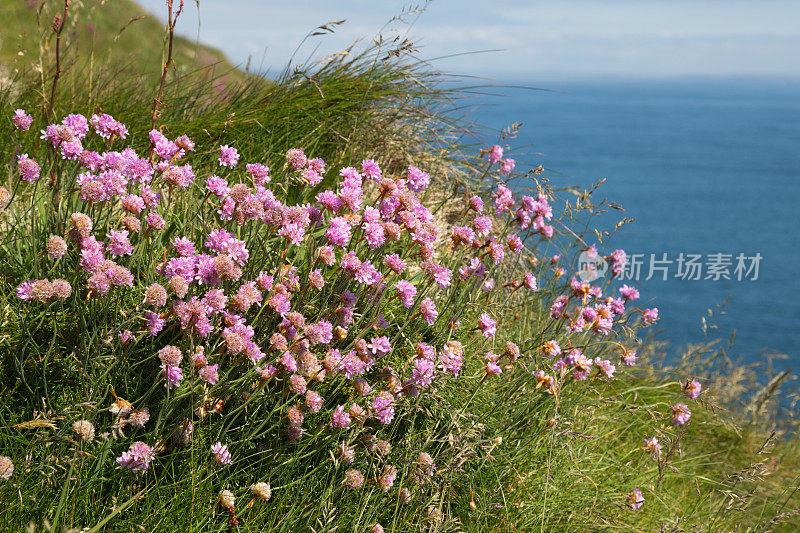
[135,0,800,80]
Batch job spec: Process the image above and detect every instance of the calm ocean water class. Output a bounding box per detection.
[470,79,800,369]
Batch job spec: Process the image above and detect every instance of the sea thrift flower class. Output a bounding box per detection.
[115,441,154,473]
[46,235,67,259]
[286,148,307,170]
[144,311,165,336]
[343,469,364,489]
[289,374,307,395]
[219,144,239,168]
[287,406,304,426]
[406,165,430,192]
[477,313,496,338]
[670,403,691,426]
[361,158,382,182]
[620,285,639,301]
[373,392,395,425]
[594,358,616,378]
[488,144,504,163]
[161,364,183,389]
[106,230,133,257]
[199,364,220,385]
[395,279,417,308]
[499,158,515,175]
[158,344,183,366]
[146,212,165,230]
[642,308,659,325]
[627,488,644,510]
[644,437,662,459]
[91,113,128,139]
[384,253,406,274]
[419,297,438,326]
[622,349,638,366]
[211,442,232,466]
[72,420,95,442]
[378,464,397,491]
[486,361,502,375]
[129,408,150,429]
[412,358,436,388]
[305,390,323,413]
[17,154,40,182]
[331,405,352,428]
[12,109,33,130]
[246,163,270,184]
[144,283,168,307]
[683,378,703,399]
[0,456,13,480]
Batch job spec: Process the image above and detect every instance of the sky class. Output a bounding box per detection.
[135,0,800,80]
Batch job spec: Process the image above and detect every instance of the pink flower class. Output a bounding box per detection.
[682,379,702,399]
[622,349,638,366]
[642,308,659,325]
[406,165,430,192]
[199,364,220,385]
[627,488,644,510]
[246,163,270,184]
[143,311,165,336]
[473,216,492,237]
[326,217,352,247]
[13,109,33,131]
[218,145,239,167]
[477,313,496,338]
[286,148,307,170]
[17,154,40,182]
[161,364,183,389]
[211,441,232,466]
[469,195,484,212]
[372,392,395,425]
[361,159,382,182]
[485,361,502,375]
[116,441,155,473]
[412,358,436,388]
[499,158,515,175]
[90,113,128,139]
[619,285,639,301]
[384,253,406,274]
[331,405,352,428]
[419,298,438,326]
[488,144,503,164]
[644,437,662,460]
[670,403,691,426]
[594,358,616,378]
[395,280,417,308]
[106,230,133,257]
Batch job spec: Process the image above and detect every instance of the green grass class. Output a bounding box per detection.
[0,2,799,532]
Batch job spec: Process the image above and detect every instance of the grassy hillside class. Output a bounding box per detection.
[0,2,798,532]
[0,0,246,99]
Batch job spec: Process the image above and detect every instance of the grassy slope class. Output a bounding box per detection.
[0,0,231,71]
[0,2,799,532]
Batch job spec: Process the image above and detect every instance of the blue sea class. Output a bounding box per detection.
[469,78,800,370]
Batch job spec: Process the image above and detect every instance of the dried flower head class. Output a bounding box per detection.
[251,482,272,501]
[72,420,95,442]
[218,489,235,510]
[0,456,14,481]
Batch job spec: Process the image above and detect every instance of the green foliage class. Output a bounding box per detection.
[0,3,798,533]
